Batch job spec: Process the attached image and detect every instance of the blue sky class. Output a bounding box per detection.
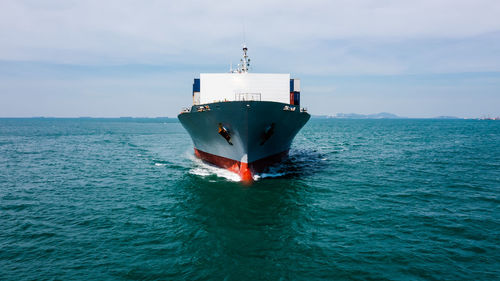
[1,0,499,118]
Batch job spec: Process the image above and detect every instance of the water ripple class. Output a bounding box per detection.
[0,118,499,280]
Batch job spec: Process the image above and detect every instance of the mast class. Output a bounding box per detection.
[237,45,250,73]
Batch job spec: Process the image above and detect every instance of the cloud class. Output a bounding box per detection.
[1,0,500,117]
[1,0,500,68]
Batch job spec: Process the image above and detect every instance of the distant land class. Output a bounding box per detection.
[0,116,179,122]
[312,112,405,119]
[312,113,465,119]
[433,116,461,119]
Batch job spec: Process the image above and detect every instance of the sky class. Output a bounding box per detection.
[1,0,500,118]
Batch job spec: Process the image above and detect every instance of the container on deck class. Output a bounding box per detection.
[290,78,300,92]
[193,78,200,92]
[290,91,300,106]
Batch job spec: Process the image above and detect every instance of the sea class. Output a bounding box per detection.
[1,118,499,280]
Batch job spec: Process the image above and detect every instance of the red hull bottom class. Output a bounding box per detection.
[194,148,289,182]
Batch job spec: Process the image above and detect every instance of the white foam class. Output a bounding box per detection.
[154,163,166,166]
[184,149,299,182]
[187,152,241,182]
[253,171,287,180]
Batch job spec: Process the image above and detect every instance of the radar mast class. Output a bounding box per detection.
[235,45,250,73]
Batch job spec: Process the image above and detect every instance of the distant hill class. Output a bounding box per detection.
[433,116,461,119]
[312,112,405,119]
[310,115,330,119]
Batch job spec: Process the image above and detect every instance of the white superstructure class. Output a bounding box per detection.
[199,73,291,104]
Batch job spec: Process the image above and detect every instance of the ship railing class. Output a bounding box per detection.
[180,107,191,114]
[301,107,308,112]
[235,93,261,101]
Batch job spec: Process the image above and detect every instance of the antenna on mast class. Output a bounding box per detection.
[243,21,246,45]
[236,22,250,73]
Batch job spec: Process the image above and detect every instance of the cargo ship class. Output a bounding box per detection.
[178,45,310,182]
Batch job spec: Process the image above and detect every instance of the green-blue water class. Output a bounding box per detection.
[1,118,499,280]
